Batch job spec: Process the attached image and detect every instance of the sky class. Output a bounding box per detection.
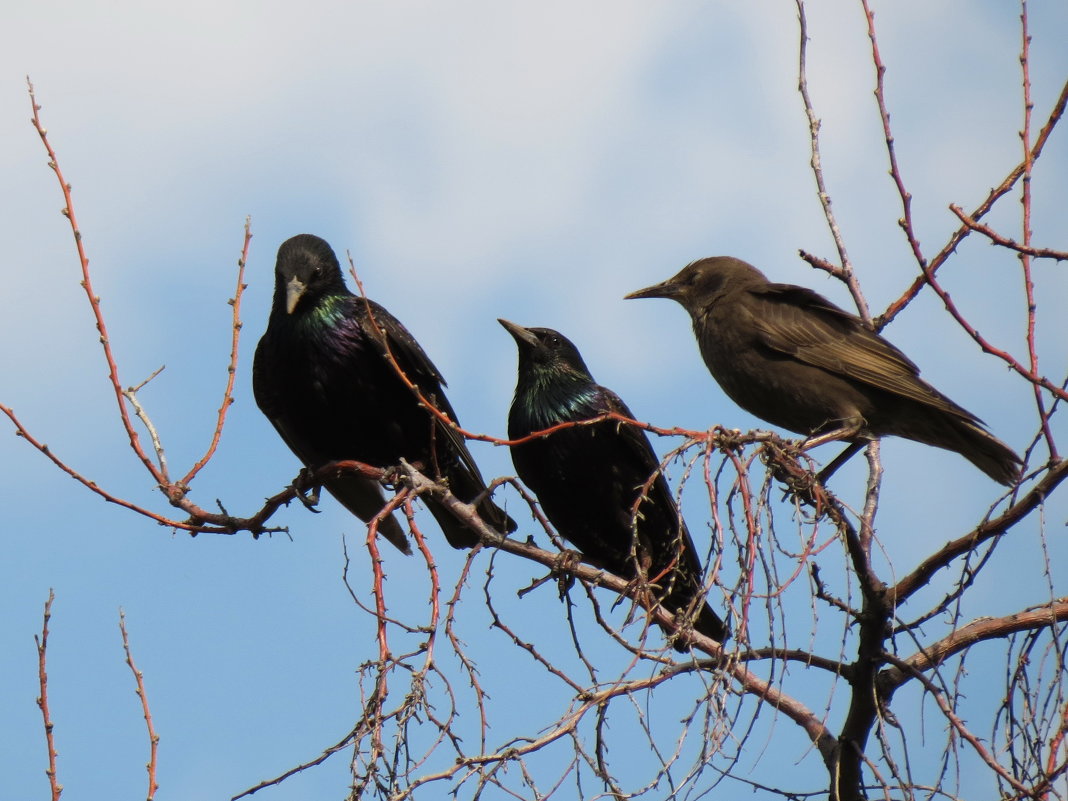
[2,2,1067,799]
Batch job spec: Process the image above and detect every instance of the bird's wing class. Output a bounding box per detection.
[355,297,450,387]
[596,389,711,584]
[598,391,670,483]
[752,284,978,421]
[354,297,487,481]
[596,391,694,537]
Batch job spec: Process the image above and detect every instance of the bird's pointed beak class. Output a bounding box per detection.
[624,279,680,301]
[285,276,307,314]
[498,318,540,349]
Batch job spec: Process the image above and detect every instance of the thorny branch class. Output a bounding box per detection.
[35,591,61,801]
[10,2,1068,798]
[119,612,160,801]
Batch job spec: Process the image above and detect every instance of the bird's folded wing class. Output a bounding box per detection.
[752,285,979,422]
[358,300,488,483]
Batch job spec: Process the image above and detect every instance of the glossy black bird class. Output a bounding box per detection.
[254,234,515,554]
[500,319,727,647]
[625,257,1022,485]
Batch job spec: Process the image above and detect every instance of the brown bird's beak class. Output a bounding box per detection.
[624,278,681,301]
[285,275,307,314]
[498,318,540,348]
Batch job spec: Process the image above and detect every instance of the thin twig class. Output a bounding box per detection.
[35,590,62,801]
[119,611,160,800]
[27,78,162,483]
[794,0,868,320]
[181,217,254,486]
[948,205,1068,262]
[877,77,1068,329]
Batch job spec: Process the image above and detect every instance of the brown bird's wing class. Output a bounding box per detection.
[751,284,980,423]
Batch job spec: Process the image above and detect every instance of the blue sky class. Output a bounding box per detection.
[2,2,1067,799]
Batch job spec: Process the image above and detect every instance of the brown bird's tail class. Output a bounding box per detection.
[899,412,1021,486]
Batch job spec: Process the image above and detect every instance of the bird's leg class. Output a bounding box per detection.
[799,421,864,452]
[382,459,428,489]
[816,441,866,484]
[614,552,662,618]
[516,549,586,600]
[379,464,403,489]
[291,467,322,511]
[552,549,585,598]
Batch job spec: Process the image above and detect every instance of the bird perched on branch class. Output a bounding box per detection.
[253,234,515,554]
[625,257,1021,485]
[500,319,727,647]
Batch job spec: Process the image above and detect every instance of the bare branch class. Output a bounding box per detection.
[119,611,160,801]
[35,590,62,801]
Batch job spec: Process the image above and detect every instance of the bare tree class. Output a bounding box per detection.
[7,3,1067,800]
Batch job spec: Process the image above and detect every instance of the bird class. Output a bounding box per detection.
[625,257,1022,485]
[499,319,727,647]
[253,234,515,554]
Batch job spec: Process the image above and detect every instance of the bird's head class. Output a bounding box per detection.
[624,257,767,313]
[498,320,593,381]
[273,234,346,315]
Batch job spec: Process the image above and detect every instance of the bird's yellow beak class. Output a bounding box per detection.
[285,276,307,315]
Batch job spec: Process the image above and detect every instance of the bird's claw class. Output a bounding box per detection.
[515,550,582,600]
[551,549,586,598]
[291,468,322,511]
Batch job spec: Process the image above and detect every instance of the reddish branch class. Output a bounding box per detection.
[27,78,162,482]
[860,0,926,284]
[1016,5,1060,460]
[16,9,1068,795]
[7,94,784,546]
[35,590,62,801]
[395,460,840,764]
[877,75,1068,329]
[119,611,160,801]
[948,205,1068,261]
[1045,700,1068,801]
[180,218,252,487]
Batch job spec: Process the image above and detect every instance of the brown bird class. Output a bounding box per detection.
[625,257,1021,485]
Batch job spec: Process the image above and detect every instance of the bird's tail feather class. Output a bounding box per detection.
[951,419,1022,486]
[427,466,516,549]
[694,602,729,644]
[325,475,412,555]
[901,413,1021,486]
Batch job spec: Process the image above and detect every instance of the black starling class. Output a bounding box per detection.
[625,257,1022,485]
[253,234,515,554]
[500,319,727,647]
